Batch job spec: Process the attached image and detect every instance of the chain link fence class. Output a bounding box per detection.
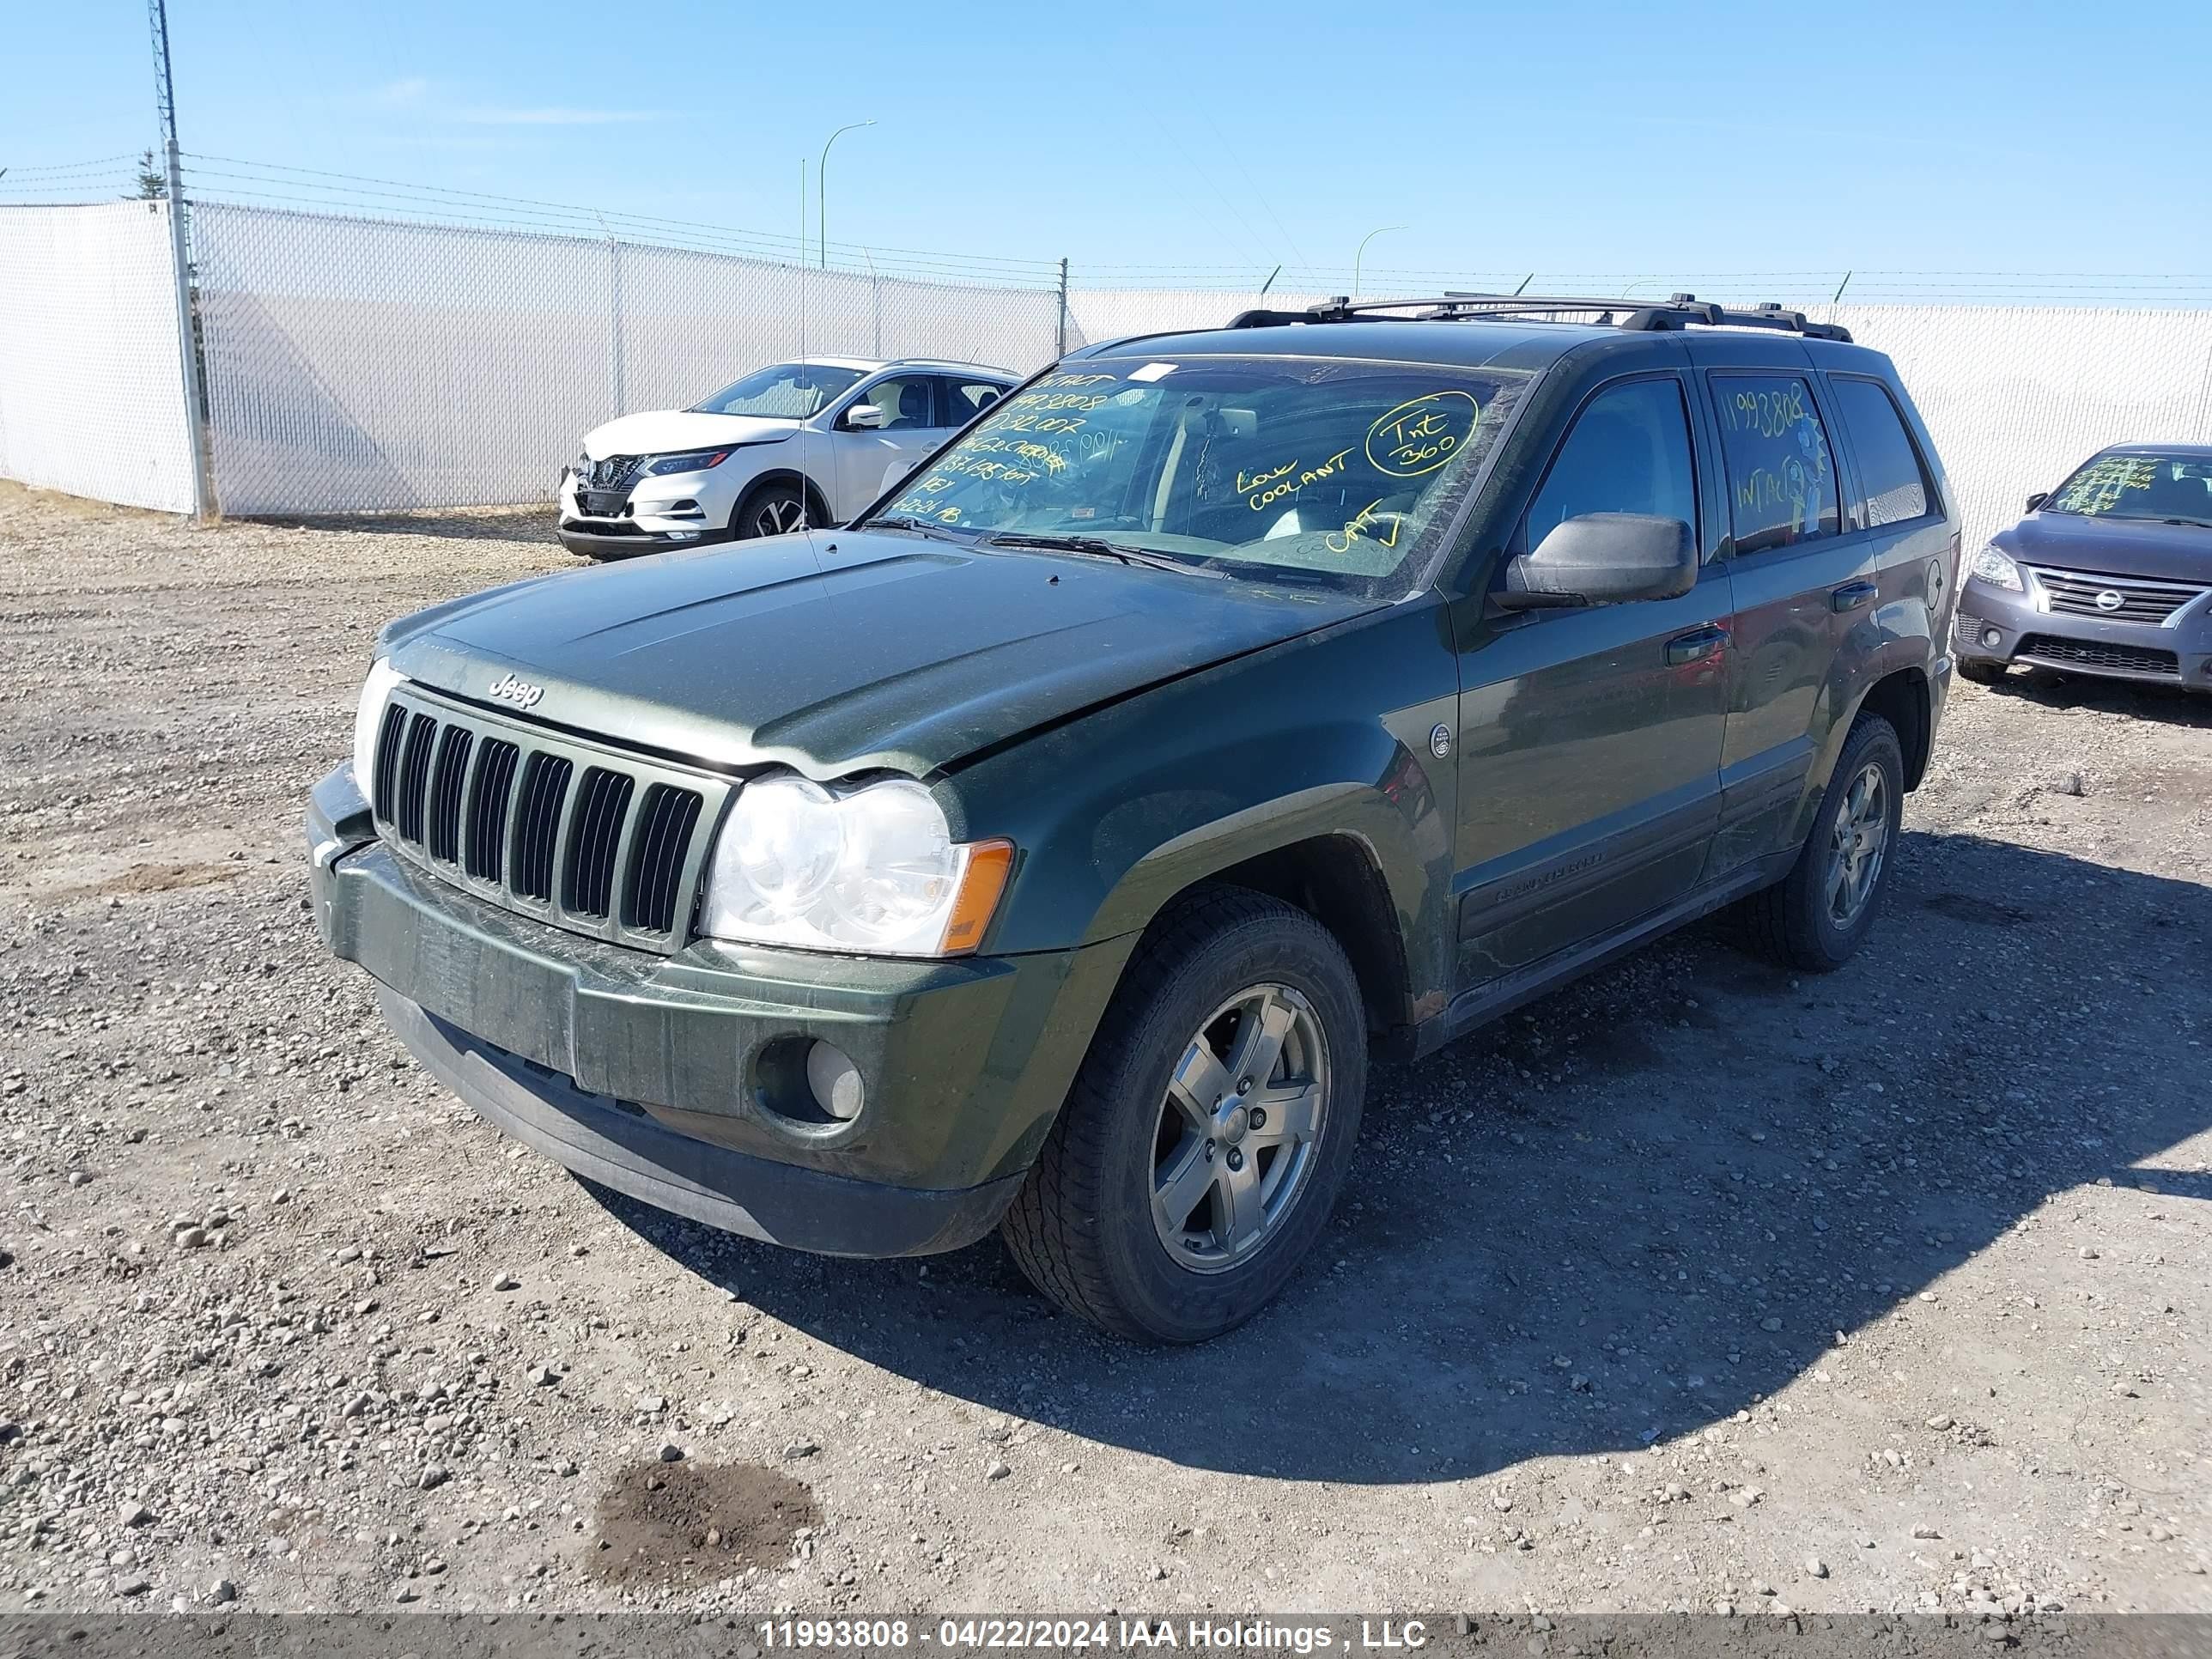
[0,202,197,512]
[188,204,1066,515]
[5,200,2212,543]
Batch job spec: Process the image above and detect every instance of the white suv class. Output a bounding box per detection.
[556,358,1016,559]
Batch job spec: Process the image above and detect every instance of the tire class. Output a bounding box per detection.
[733,478,811,540]
[1958,659,2007,686]
[1731,711,1905,973]
[1000,885,1367,1344]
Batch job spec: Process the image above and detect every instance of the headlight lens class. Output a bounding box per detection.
[701,775,1012,957]
[1969,544,2022,591]
[642,447,736,476]
[351,657,409,803]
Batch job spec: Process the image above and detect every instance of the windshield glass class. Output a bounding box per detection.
[867,356,1528,599]
[2045,451,2212,525]
[690,362,865,419]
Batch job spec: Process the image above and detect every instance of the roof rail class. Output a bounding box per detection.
[1224,291,1851,343]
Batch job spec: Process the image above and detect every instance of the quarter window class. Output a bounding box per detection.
[1522,378,1698,549]
[1711,374,1839,556]
[1832,377,1934,528]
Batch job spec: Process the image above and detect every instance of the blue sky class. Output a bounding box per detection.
[6,0,2209,295]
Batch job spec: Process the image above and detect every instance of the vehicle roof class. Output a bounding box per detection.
[788,356,1014,377]
[1073,317,1885,378]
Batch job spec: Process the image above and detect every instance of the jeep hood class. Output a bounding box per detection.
[580,410,798,459]
[382,531,1375,778]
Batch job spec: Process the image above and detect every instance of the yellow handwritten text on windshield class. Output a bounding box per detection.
[1326,499,1405,554]
[1366,391,1480,478]
[1237,447,1357,512]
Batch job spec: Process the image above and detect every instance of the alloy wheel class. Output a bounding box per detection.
[756,496,808,537]
[1150,982,1329,1273]
[1825,761,1889,927]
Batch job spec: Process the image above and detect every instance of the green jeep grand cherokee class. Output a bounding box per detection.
[308,295,1958,1342]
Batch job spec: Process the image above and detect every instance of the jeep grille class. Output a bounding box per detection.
[368,687,729,953]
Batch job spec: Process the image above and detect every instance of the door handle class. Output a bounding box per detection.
[1831,580,1879,613]
[1664,625,1729,666]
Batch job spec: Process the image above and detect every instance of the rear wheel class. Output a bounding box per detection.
[734,478,811,540]
[1000,886,1366,1344]
[1959,659,2008,686]
[1730,711,1904,973]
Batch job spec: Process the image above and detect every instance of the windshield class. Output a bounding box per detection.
[690,362,865,419]
[2044,451,2212,526]
[866,355,1528,599]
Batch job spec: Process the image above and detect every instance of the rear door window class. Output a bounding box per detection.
[939,379,1006,424]
[1710,373,1839,556]
[1831,376,1935,528]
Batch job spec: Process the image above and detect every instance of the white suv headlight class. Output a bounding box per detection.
[351,657,409,801]
[702,775,1012,957]
[1968,544,2022,591]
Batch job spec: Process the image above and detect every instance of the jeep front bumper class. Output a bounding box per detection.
[306,767,1129,1256]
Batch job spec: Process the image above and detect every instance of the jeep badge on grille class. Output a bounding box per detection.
[485,672,545,709]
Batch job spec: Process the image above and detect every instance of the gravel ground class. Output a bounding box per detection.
[2,481,2207,1620]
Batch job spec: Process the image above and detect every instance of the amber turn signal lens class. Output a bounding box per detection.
[939,840,1014,955]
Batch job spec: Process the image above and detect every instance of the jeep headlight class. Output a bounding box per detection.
[701,775,1012,957]
[1968,544,2022,591]
[351,657,408,802]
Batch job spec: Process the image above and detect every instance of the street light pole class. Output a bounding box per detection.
[1352,224,1405,297]
[817,120,875,269]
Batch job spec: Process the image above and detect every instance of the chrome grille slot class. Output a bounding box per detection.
[393,711,439,843]
[624,784,704,935]
[465,738,519,881]
[562,768,635,920]
[370,702,408,818]
[365,684,731,956]
[2027,565,2210,626]
[426,726,473,864]
[511,752,573,902]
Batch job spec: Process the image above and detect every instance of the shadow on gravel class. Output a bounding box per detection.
[248,510,562,544]
[589,830,2210,1486]
[1983,667,2212,728]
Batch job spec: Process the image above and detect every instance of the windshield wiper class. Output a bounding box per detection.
[2160,516,2212,529]
[858,514,972,544]
[982,531,1223,578]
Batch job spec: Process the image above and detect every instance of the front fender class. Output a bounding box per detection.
[945,599,1461,1024]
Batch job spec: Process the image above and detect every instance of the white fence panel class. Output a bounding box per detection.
[0,203,195,512]
[1827,305,2212,550]
[190,204,1063,516]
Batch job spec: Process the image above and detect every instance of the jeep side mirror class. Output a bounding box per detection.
[1493,513,1696,611]
[2025,490,2048,513]
[844,404,886,430]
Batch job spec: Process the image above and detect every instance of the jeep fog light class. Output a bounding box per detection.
[1981,627,2002,649]
[806,1042,865,1121]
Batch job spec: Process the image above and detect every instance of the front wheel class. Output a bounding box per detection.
[1000,886,1366,1343]
[1958,659,2008,686]
[1730,711,1905,973]
[733,478,811,540]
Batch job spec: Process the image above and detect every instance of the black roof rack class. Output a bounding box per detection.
[1224,291,1851,344]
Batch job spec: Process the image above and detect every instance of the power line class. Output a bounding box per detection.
[0,153,138,176]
